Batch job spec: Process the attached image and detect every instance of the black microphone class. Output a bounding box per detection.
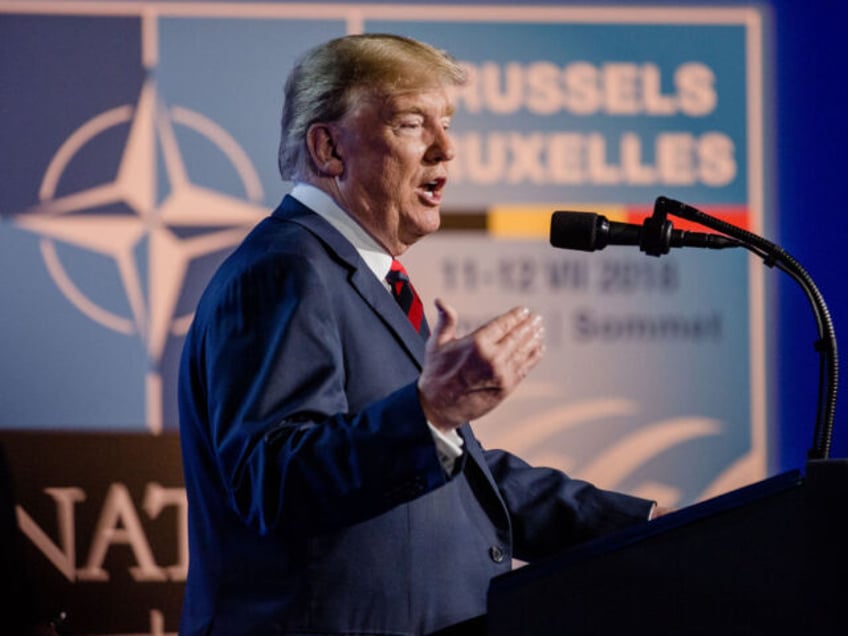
[549,211,740,254]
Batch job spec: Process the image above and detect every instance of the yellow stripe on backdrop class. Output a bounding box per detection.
[486,204,629,239]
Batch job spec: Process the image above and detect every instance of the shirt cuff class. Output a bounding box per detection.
[427,423,464,474]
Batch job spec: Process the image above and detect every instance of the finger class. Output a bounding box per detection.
[507,314,545,375]
[497,311,543,356]
[475,306,532,345]
[517,328,546,376]
[430,298,458,347]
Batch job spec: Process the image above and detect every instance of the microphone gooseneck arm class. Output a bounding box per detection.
[654,196,839,461]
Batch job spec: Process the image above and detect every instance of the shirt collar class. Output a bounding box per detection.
[290,183,393,282]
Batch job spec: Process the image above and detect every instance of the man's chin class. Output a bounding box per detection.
[418,215,442,240]
[398,227,438,255]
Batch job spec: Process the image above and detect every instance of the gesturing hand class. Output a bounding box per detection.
[417,299,545,432]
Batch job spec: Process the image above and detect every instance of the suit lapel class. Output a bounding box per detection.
[274,196,428,368]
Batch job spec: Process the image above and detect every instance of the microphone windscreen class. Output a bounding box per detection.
[550,211,600,251]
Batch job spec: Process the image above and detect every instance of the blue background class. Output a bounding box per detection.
[767,0,848,468]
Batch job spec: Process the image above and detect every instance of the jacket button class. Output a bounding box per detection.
[489,545,506,563]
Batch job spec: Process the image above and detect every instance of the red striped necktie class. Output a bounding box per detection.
[386,259,425,333]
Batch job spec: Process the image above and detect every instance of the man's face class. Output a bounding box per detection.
[331,86,456,256]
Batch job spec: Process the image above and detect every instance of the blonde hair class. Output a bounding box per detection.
[278,33,467,181]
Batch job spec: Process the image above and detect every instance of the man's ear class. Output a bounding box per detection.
[306,123,344,177]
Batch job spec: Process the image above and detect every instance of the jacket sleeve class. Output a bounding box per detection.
[184,250,447,539]
[483,447,654,562]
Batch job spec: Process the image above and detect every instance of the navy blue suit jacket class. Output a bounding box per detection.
[178,195,653,635]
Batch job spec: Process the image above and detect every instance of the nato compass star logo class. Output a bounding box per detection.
[14,78,267,433]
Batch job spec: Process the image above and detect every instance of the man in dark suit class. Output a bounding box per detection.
[178,33,656,635]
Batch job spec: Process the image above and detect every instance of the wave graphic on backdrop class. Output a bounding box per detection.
[479,383,729,507]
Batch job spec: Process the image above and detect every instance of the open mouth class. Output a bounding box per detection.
[420,177,446,201]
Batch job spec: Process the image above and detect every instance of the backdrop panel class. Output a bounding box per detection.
[0,2,770,634]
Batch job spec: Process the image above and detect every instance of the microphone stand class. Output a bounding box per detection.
[651,196,839,462]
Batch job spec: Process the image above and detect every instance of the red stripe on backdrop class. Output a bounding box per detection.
[625,205,749,232]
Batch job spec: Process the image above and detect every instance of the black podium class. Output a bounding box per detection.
[487,460,848,635]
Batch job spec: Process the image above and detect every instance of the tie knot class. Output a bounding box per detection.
[386,259,425,334]
[387,258,409,282]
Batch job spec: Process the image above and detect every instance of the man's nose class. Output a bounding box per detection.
[427,127,456,163]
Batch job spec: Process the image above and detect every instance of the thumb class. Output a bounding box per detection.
[430,298,458,347]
